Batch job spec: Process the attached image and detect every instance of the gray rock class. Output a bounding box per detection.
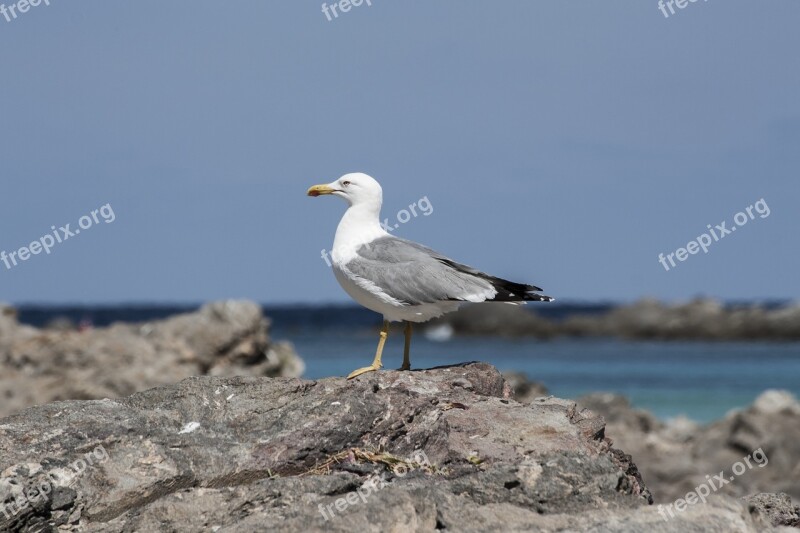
[579,390,800,506]
[0,301,304,419]
[432,298,800,340]
[502,371,549,404]
[564,298,800,340]
[577,393,662,436]
[0,363,649,532]
[744,492,800,528]
[0,363,786,532]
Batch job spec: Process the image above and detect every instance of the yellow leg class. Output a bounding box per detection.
[347,320,389,379]
[399,321,412,371]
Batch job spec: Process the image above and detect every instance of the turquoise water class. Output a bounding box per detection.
[283,332,800,423]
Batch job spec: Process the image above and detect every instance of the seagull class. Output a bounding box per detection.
[307,173,553,379]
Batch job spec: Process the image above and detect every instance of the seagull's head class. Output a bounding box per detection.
[307,173,382,208]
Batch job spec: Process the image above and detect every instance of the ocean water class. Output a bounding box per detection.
[281,331,800,423]
[16,304,800,423]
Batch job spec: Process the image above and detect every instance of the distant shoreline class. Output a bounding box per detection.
[12,298,800,341]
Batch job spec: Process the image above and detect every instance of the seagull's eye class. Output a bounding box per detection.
[342,181,351,187]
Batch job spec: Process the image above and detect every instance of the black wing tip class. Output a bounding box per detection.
[525,293,554,302]
[490,280,554,303]
[435,259,554,303]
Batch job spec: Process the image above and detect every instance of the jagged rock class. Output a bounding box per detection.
[502,371,549,404]
[744,492,800,528]
[753,390,800,416]
[0,363,787,532]
[577,393,662,436]
[0,301,304,419]
[578,390,800,506]
[0,363,641,531]
[690,390,800,501]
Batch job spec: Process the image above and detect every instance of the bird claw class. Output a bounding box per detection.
[346,365,381,379]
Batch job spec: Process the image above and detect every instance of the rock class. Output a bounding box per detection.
[0,301,304,419]
[577,393,662,436]
[0,304,36,344]
[661,415,700,444]
[744,493,800,528]
[42,317,77,333]
[0,363,786,532]
[0,363,642,531]
[578,390,800,506]
[690,390,800,501]
[753,390,800,416]
[431,298,800,340]
[502,371,549,404]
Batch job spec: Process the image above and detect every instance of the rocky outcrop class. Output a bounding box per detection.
[744,493,800,528]
[501,371,549,404]
[563,298,800,340]
[0,363,789,532]
[430,298,800,340]
[0,301,303,419]
[577,390,800,506]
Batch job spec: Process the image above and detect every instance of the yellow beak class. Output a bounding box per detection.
[307,184,336,197]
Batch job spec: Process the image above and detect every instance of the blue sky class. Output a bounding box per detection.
[1,1,798,304]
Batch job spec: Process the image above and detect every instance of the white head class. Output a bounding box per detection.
[307,172,383,209]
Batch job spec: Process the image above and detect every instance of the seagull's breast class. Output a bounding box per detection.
[332,261,405,315]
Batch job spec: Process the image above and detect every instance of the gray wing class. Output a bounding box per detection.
[345,236,496,305]
[346,236,553,305]
[343,236,496,305]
